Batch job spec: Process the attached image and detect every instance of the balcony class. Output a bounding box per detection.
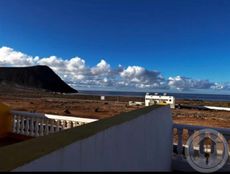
[173,123,230,172]
[0,105,230,171]
[11,110,98,137]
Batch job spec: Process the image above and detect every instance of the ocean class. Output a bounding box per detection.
[78,90,230,102]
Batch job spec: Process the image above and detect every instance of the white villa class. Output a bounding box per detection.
[145,93,175,108]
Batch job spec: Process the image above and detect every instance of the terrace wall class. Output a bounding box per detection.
[3,106,172,171]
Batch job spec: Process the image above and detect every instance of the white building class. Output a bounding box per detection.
[145,93,175,108]
[100,96,105,100]
[128,101,144,106]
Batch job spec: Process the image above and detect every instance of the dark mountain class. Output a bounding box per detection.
[0,65,78,93]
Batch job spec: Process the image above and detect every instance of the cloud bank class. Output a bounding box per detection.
[0,46,228,92]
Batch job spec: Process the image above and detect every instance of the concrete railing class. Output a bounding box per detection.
[11,111,98,137]
[173,123,230,171]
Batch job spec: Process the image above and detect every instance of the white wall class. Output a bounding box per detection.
[14,106,172,171]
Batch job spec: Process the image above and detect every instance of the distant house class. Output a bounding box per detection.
[145,93,175,108]
[128,101,144,106]
[100,96,105,100]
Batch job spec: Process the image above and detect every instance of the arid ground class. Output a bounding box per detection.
[1,87,230,129]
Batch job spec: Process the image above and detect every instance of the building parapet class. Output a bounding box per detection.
[0,105,171,171]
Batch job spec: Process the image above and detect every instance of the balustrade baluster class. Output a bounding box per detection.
[21,116,25,135]
[30,117,34,136]
[177,128,183,159]
[60,120,65,130]
[62,120,65,129]
[40,118,44,136]
[199,137,205,156]
[55,120,60,132]
[12,115,17,133]
[187,129,194,148]
[58,120,63,131]
[25,117,30,136]
[45,119,49,135]
[16,115,21,134]
[50,119,55,133]
[188,129,194,138]
[73,121,78,127]
[34,118,39,137]
[70,121,74,128]
[67,121,71,129]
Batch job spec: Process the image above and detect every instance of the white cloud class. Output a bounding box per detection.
[168,76,215,91]
[91,59,110,75]
[211,82,230,90]
[0,46,229,92]
[210,83,224,90]
[0,47,35,66]
[119,66,167,89]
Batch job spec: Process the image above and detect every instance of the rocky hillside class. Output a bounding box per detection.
[0,65,77,93]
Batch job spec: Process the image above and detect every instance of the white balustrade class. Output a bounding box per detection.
[10,110,98,137]
[173,123,230,161]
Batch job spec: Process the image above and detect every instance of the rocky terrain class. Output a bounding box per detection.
[0,65,77,93]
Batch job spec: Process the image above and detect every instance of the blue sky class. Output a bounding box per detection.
[1,0,230,94]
